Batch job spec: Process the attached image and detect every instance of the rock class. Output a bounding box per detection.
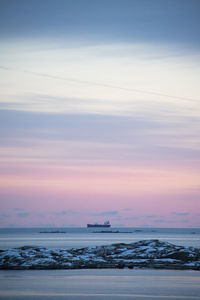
[0,240,199,270]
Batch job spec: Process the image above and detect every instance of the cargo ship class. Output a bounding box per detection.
[87,221,111,228]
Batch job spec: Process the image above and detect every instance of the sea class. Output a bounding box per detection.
[0,227,200,299]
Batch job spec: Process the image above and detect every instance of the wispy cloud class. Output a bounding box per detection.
[1,109,200,170]
[16,212,30,218]
[171,212,190,216]
[0,213,10,218]
[146,215,158,219]
[55,210,77,216]
[124,216,139,221]
[153,219,172,224]
[14,207,26,212]
[91,210,119,217]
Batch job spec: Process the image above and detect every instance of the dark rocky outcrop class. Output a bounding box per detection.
[0,240,199,270]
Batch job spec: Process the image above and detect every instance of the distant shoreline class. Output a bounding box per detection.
[40,231,66,234]
[93,230,132,233]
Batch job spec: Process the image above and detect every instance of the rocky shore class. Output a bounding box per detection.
[0,239,199,270]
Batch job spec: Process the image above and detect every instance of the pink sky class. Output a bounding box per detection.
[0,147,200,227]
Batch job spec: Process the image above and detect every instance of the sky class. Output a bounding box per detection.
[0,0,200,228]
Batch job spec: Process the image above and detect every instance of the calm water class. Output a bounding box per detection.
[0,227,200,250]
[0,269,200,299]
[0,227,200,299]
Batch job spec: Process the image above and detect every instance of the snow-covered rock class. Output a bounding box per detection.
[0,240,199,270]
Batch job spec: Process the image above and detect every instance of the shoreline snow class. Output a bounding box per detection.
[0,239,199,270]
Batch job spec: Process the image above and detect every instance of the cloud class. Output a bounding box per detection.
[55,210,77,216]
[153,219,172,224]
[92,210,119,217]
[124,216,139,221]
[181,219,190,223]
[14,208,30,218]
[122,208,133,212]
[36,212,45,217]
[0,107,162,134]
[1,108,200,169]
[0,213,10,218]
[171,212,190,216]
[146,215,158,219]
[16,212,30,218]
[153,217,191,225]
[14,207,26,212]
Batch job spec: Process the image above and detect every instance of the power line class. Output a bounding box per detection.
[0,65,199,103]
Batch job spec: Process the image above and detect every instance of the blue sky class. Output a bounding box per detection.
[1,0,200,49]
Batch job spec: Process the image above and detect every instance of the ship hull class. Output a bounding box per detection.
[87,224,111,228]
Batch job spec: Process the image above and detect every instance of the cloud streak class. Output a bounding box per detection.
[91,211,119,217]
[1,65,198,103]
[55,210,77,216]
[171,212,190,216]
[16,212,30,218]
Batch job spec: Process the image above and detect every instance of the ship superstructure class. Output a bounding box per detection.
[87,221,111,228]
